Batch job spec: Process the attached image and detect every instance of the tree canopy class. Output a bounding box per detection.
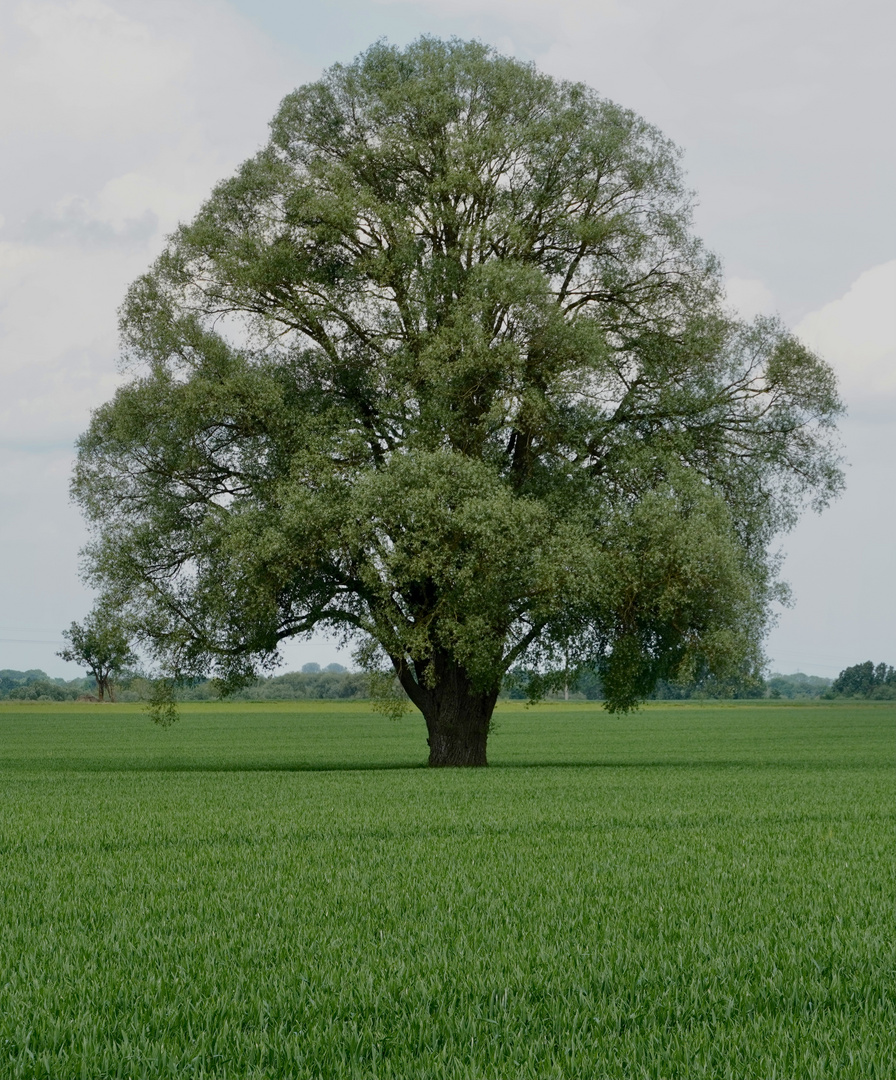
[829,662,896,700]
[73,38,842,764]
[58,608,136,702]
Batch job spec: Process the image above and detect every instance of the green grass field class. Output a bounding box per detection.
[0,700,893,1078]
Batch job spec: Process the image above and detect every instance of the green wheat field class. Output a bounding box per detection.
[0,700,893,1078]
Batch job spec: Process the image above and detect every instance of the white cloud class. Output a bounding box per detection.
[3,0,190,140]
[20,196,158,248]
[93,172,192,236]
[765,260,896,674]
[375,0,894,321]
[0,0,298,668]
[0,0,296,446]
[795,261,896,415]
[723,276,777,321]
[722,262,896,419]
[0,238,139,443]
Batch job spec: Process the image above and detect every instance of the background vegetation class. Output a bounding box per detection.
[10,660,895,703]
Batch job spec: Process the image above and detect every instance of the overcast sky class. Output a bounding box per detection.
[1,0,893,679]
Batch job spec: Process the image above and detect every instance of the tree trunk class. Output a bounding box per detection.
[395,653,499,767]
[424,691,494,767]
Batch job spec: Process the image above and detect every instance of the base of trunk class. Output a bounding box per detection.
[394,653,498,767]
[427,727,489,767]
[424,685,495,767]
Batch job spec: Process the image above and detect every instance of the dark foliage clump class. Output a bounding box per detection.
[828,662,896,700]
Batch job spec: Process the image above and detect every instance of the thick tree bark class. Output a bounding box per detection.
[394,653,499,767]
[424,689,495,767]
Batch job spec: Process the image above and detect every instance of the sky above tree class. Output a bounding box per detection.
[0,0,893,678]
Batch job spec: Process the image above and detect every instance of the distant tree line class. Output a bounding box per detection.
[164,665,369,703]
[766,672,833,699]
[2,661,892,703]
[504,667,823,701]
[0,665,368,703]
[509,662,894,702]
[0,670,94,702]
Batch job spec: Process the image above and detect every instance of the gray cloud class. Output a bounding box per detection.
[17,202,159,248]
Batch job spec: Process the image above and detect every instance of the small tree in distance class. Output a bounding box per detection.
[73,38,843,764]
[829,662,896,700]
[58,608,136,702]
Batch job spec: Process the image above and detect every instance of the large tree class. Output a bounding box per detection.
[73,38,842,764]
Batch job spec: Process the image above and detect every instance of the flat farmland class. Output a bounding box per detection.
[0,700,893,1078]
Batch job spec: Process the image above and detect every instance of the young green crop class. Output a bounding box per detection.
[0,701,893,1078]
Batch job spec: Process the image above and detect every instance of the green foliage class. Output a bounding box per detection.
[767,672,832,700]
[73,38,843,740]
[0,700,893,1076]
[507,662,767,701]
[57,606,137,701]
[0,670,92,702]
[145,678,178,727]
[0,669,52,685]
[230,669,366,701]
[829,661,896,700]
[145,670,370,702]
